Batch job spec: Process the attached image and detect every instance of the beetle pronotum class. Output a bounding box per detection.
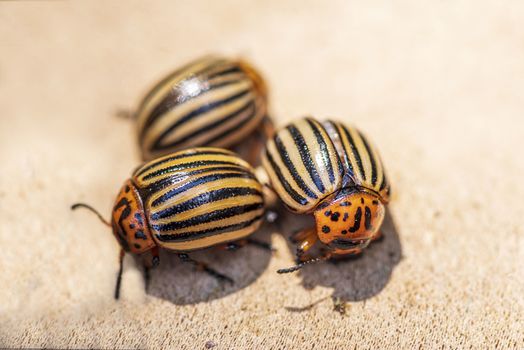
[72,147,272,299]
[261,117,391,273]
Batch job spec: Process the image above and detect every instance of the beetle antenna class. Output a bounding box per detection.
[114,249,125,299]
[277,254,332,274]
[71,203,111,227]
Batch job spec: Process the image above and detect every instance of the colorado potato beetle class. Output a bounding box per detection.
[134,55,270,161]
[261,117,391,273]
[72,147,271,299]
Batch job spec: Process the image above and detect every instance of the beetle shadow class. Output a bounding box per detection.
[144,224,273,305]
[277,208,402,304]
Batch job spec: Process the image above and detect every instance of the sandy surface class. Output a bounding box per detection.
[1,1,523,348]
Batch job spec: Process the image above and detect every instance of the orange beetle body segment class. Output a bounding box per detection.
[111,180,156,255]
[314,190,385,256]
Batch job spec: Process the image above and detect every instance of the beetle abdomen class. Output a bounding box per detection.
[133,148,265,251]
[262,117,344,213]
[136,56,268,160]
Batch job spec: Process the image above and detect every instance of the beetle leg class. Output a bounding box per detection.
[143,265,151,293]
[289,228,313,244]
[290,227,316,244]
[114,249,125,300]
[151,246,160,267]
[296,231,318,261]
[177,253,234,284]
[142,247,160,294]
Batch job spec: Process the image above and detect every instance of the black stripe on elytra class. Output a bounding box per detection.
[348,207,362,233]
[144,79,244,138]
[359,131,378,186]
[153,89,251,149]
[153,202,263,231]
[379,171,388,192]
[287,124,326,193]
[265,149,308,206]
[274,134,317,199]
[364,206,372,231]
[206,66,243,79]
[142,160,242,181]
[159,100,255,149]
[201,102,258,146]
[343,126,365,181]
[324,120,345,176]
[306,118,338,185]
[151,187,262,220]
[332,123,354,175]
[135,149,234,176]
[151,172,255,207]
[155,214,264,242]
[137,57,221,117]
[145,166,249,195]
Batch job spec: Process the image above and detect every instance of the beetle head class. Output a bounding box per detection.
[111,180,156,254]
[314,188,385,255]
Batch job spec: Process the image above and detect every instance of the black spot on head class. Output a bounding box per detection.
[324,210,332,217]
[322,225,331,233]
[360,197,364,204]
[134,243,141,249]
[134,213,143,225]
[340,201,351,207]
[331,212,340,222]
[125,185,130,193]
[342,230,348,235]
[348,207,363,233]
[343,212,349,222]
[129,223,135,229]
[364,206,372,230]
[135,230,147,240]
[372,200,379,205]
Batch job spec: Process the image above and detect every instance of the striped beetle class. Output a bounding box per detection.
[72,147,270,299]
[262,117,391,273]
[134,55,270,161]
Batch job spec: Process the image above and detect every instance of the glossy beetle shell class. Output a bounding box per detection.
[262,117,391,213]
[115,147,266,252]
[136,56,268,160]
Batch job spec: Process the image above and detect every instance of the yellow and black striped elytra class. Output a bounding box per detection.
[262,117,391,273]
[135,55,269,161]
[72,147,267,299]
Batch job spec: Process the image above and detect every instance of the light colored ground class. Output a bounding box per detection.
[1,1,523,349]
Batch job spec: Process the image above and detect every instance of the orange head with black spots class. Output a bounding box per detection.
[314,188,385,255]
[111,180,156,255]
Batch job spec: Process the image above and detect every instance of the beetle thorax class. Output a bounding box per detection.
[111,180,156,254]
[314,190,385,254]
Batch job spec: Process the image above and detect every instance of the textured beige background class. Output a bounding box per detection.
[1,1,524,349]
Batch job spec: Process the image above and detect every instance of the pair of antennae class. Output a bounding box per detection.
[277,254,332,274]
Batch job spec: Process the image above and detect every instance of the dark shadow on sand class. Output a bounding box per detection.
[276,207,402,304]
[144,224,273,305]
